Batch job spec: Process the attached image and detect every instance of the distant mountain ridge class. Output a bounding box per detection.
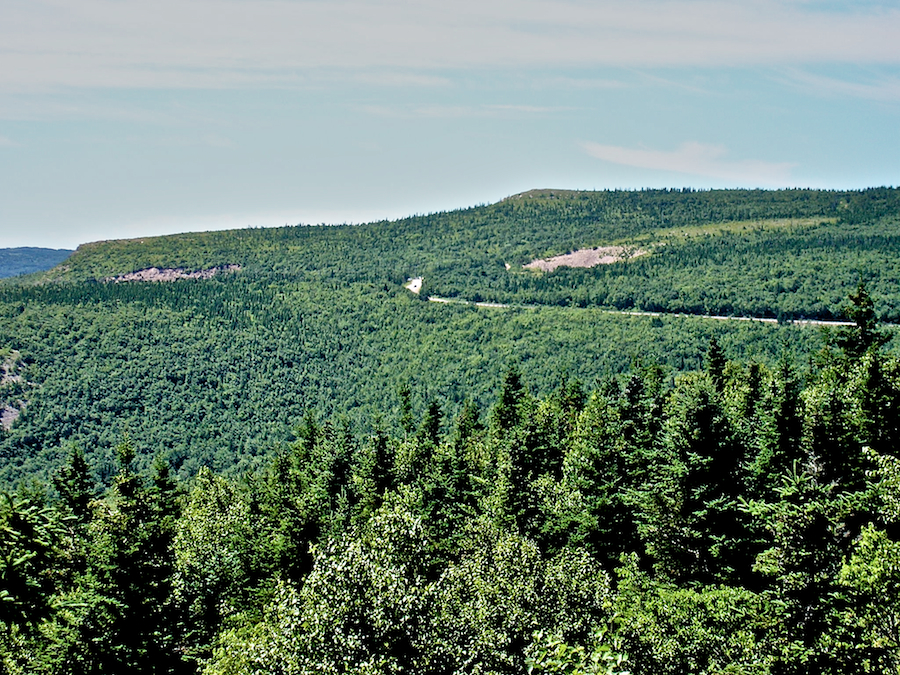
[0,247,73,279]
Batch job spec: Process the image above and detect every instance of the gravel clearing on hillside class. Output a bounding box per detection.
[105,264,241,282]
[524,246,647,271]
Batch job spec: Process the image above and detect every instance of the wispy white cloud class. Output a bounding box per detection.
[0,136,19,147]
[2,0,900,92]
[350,71,452,88]
[361,103,570,119]
[485,104,573,113]
[537,76,631,90]
[0,91,238,125]
[411,105,488,119]
[361,104,490,119]
[584,141,796,186]
[780,68,900,101]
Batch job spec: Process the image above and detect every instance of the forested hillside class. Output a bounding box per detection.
[3,294,900,674]
[36,187,900,320]
[1,275,831,486]
[3,187,900,673]
[0,189,900,484]
[3,188,900,485]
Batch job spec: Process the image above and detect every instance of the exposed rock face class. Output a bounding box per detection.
[104,264,241,283]
[1,405,20,430]
[1,351,27,431]
[1,357,22,386]
[524,246,647,272]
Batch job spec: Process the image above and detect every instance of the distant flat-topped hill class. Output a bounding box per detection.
[32,186,900,321]
[0,247,73,279]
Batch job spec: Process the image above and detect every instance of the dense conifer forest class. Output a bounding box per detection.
[3,187,900,673]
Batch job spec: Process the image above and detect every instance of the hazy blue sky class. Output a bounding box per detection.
[2,0,899,248]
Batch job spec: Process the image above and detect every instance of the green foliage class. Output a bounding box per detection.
[1,273,827,488]
[0,492,65,627]
[173,468,254,656]
[525,629,629,675]
[613,554,773,675]
[5,334,900,673]
[835,281,891,358]
[633,372,753,584]
[207,488,434,675]
[53,446,94,523]
[743,469,872,673]
[5,187,900,485]
[297,490,434,674]
[837,523,900,673]
[4,215,900,674]
[65,448,184,673]
[202,578,304,675]
[430,520,611,674]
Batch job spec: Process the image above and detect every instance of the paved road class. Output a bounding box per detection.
[425,295,859,328]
